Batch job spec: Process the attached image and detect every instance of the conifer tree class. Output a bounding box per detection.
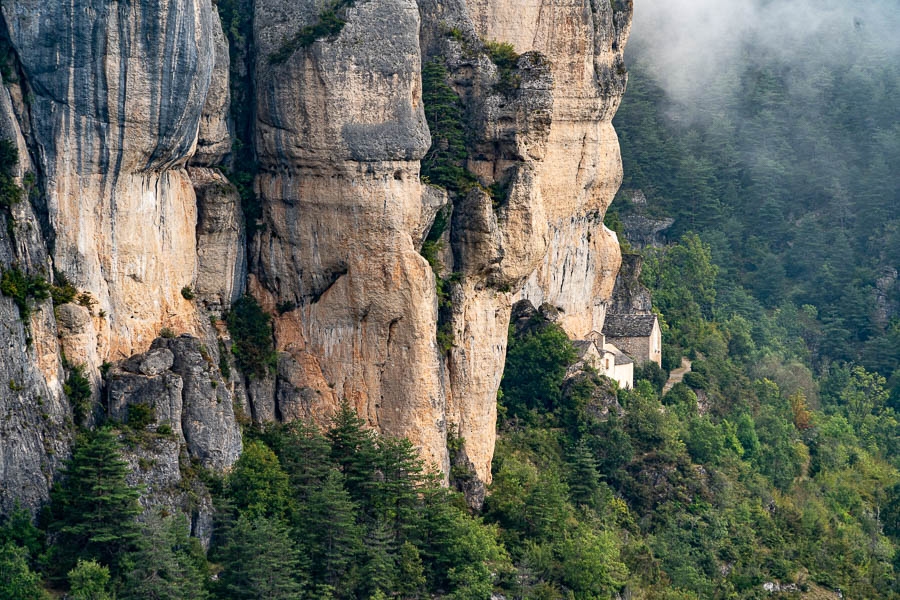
[420,60,475,193]
[120,513,208,600]
[372,435,427,537]
[394,541,426,599]
[46,428,141,578]
[278,421,334,505]
[304,468,363,594]
[215,515,301,600]
[361,520,396,598]
[568,440,600,508]
[327,401,378,505]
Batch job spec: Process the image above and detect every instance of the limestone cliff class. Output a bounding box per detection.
[0,0,633,514]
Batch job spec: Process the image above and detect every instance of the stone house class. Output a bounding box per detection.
[573,335,634,390]
[601,314,662,367]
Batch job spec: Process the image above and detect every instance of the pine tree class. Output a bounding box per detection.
[394,541,426,599]
[304,468,363,594]
[46,428,142,578]
[327,401,378,506]
[215,515,302,600]
[361,520,396,598]
[277,421,334,505]
[568,440,600,508]
[372,435,426,538]
[120,512,208,600]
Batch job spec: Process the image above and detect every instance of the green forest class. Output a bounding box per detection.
[3,1,900,599]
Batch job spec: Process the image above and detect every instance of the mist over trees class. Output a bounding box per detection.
[613,0,900,395]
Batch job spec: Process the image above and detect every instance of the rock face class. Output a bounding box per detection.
[608,253,653,315]
[465,0,633,337]
[0,72,72,515]
[250,0,449,473]
[0,0,633,514]
[190,167,246,314]
[1,0,222,365]
[239,0,632,485]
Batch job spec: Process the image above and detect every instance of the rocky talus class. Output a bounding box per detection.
[0,0,632,516]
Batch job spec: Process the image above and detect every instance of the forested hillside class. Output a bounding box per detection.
[2,1,899,599]
[611,0,900,387]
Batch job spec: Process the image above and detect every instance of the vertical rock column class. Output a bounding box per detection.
[1,0,219,365]
[467,0,633,339]
[415,0,634,485]
[251,0,449,472]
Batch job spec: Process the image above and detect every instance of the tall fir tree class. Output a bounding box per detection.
[46,428,142,579]
[361,520,396,598]
[120,512,208,600]
[372,435,427,539]
[327,401,378,506]
[215,515,302,600]
[568,440,600,508]
[304,468,363,595]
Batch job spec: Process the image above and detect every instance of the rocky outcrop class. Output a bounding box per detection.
[617,190,675,249]
[437,0,633,481]
[108,334,242,545]
[874,267,898,329]
[0,0,634,514]
[107,335,242,472]
[608,252,653,315]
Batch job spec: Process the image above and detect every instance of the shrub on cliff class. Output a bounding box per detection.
[0,139,22,209]
[0,266,49,324]
[421,61,476,194]
[225,295,277,379]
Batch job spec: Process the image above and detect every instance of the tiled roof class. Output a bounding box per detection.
[608,346,634,366]
[571,340,596,358]
[602,313,657,338]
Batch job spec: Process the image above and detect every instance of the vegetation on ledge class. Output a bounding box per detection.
[268,0,356,65]
[225,295,277,379]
